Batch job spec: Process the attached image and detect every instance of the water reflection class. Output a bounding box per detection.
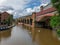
[0,32,1,43]
[31,27,37,41]
[23,26,37,41]
[1,29,12,39]
[22,26,37,41]
[1,25,60,45]
[52,30,60,41]
[1,25,36,45]
[0,29,12,45]
[36,28,60,45]
[23,26,60,45]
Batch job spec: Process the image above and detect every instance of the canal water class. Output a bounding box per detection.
[0,25,60,45]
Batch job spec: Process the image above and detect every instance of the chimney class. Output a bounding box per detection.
[40,6,44,11]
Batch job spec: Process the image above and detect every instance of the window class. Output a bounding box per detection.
[0,19,1,23]
[0,17,1,19]
[0,17,1,22]
[30,19,32,25]
[0,14,1,16]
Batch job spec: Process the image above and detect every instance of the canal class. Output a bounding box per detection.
[0,25,60,45]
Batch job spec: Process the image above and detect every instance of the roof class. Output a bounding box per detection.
[1,12,10,15]
[36,13,55,21]
[36,7,56,16]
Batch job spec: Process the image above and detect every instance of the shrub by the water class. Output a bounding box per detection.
[50,15,60,28]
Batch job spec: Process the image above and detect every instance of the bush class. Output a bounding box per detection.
[57,29,60,36]
[50,15,60,28]
[57,29,60,34]
[51,0,60,14]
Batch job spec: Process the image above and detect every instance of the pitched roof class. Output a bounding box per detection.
[36,7,56,16]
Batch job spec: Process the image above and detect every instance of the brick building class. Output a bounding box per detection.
[18,12,36,28]
[19,3,57,29]
[0,12,11,25]
[36,3,57,28]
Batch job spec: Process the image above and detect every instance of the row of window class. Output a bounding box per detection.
[0,14,1,22]
[0,22,6,25]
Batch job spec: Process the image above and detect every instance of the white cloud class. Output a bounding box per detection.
[16,3,47,18]
[40,3,48,6]
[0,0,32,18]
[0,0,7,5]
[26,8,34,13]
[14,4,47,18]
[26,7,39,14]
[33,6,40,12]
[0,0,31,10]
[24,3,47,15]
[0,0,50,18]
[7,10,14,14]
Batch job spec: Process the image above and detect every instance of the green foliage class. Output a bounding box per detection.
[4,15,13,25]
[57,29,60,34]
[57,29,60,36]
[51,0,60,14]
[50,15,60,28]
[7,15,13,25]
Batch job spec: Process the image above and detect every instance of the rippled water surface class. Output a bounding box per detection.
[0,25,60,45]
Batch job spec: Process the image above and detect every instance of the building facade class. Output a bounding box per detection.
[18,12,36,28]
[19,3,57,29]
[36,3,56,28]
[0,12,13,26]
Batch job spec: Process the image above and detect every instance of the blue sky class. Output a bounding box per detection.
[25,0,41,9]
[0,0,50,18]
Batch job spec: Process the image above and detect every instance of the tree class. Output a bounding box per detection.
[51,0,60,35]
[51,0,60,14]
[50,15,60,28]
[5,15,13,26]
[8,15,13,25]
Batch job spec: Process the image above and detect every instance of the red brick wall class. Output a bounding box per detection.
[1,12,9,22]
[32,12,36,27]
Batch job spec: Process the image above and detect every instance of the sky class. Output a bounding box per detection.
[0,0,50,18]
